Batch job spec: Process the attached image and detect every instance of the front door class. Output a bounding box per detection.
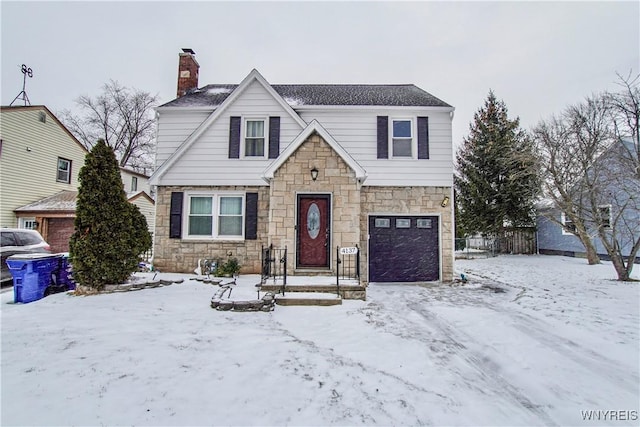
[297,195,330,268]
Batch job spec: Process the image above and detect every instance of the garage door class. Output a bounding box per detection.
[369,215,440,282]
[47,218,75,253]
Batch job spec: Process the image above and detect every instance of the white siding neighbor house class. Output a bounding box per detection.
[1,105,155,252]
[151,49,455,291]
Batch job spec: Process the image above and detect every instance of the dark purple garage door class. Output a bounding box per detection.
[369,215,440,282]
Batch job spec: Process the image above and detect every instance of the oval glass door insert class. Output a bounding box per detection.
[307,203,320,239]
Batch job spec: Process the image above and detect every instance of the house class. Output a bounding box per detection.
[537,139,639,262]
[120,167,156,238]
[150,49,455,285]
[0,105,88,251]
[1,105,155,253]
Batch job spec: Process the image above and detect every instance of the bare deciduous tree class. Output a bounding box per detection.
[61,80,158,172]
[534,81,640,280]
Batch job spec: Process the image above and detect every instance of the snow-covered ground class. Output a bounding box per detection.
[1,255,638,426]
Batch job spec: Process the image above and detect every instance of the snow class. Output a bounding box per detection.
[283,96,305,106]
[1,255,638,426]
[206,87,233,95]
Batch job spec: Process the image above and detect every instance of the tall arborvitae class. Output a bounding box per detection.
[455,91,539,236]
[69,139,151,289]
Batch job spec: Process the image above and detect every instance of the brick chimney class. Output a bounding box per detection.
[176,48,199,98]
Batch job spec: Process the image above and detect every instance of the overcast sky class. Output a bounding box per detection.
[2,1,638,149]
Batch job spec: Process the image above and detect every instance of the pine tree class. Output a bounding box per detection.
[69,139,151,289]
[455,91,539,236]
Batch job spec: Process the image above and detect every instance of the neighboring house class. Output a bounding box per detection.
[0,105,87,252]
[1,105,155,253]
[120,167,156,236]
[150,49,455,284]
[537,139,639,262]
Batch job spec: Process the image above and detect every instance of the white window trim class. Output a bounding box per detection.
[19,217,37,230]
[57,157,71,183]
[561,212,576,235]
[241,117,268,159]
[389,118,416,159]
[598,204,612,228]
[131,176,138,192]
[183,191,245,240]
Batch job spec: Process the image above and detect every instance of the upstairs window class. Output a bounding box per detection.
[57,158,71,183]
[392,119,413,158]
[244,119,265,157]
[131,176,138,192]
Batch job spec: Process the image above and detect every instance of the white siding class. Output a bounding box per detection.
[0,107,88,227]
[298,109,453,187]
[154,110,213,168]
[120,169,151,195]
[154,82,453,187]
[129,195,155,235]
[157,80,304,186]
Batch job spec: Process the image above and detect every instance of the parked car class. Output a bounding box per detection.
[1,228,51,285]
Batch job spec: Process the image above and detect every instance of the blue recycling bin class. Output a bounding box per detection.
[55,253,75,291]
[6,254,62,303]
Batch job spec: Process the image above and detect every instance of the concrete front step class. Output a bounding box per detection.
[275,292,342,306]
[260,283,366,300]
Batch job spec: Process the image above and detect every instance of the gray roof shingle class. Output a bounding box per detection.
[160,84,451,108]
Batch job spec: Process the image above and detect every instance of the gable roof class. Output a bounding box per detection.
[150,69,306,185]
[0,105,89,154]
[161,83,451,109]
[262,120,367,183]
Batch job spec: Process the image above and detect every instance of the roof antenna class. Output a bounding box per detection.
[10,64,33,106]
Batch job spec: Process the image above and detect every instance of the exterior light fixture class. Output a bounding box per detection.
[441,196,450,208]
[310,167,319,181]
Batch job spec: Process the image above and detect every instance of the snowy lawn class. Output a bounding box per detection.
[1,255,638,426]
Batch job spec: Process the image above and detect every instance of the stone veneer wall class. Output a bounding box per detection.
[360,186,454,283]
[153,185,270,274]
[269,133,362,276]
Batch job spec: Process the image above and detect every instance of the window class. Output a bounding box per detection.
[186,194,244,239]
[131,176,138,192]
[219,197,243,236]
[244,119,265,157]
[57,158,71,183]
[19,218,37,230]
[374,218,390,228]
[416,219,432,229]
[38,111,47,123]
[561,211,577,235]
[392,119,413,157]
[396,219,411,228]
[598,205,611,228]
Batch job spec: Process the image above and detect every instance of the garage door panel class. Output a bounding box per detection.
[47,218,75,253]
[369,216,439,282]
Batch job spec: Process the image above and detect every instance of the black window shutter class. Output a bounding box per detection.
[377,116,389,159]
[169,192,183,238]
[229,116,241,159]
[245,193,258,240]
[268,116,280,159]
[417,116,429,159]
